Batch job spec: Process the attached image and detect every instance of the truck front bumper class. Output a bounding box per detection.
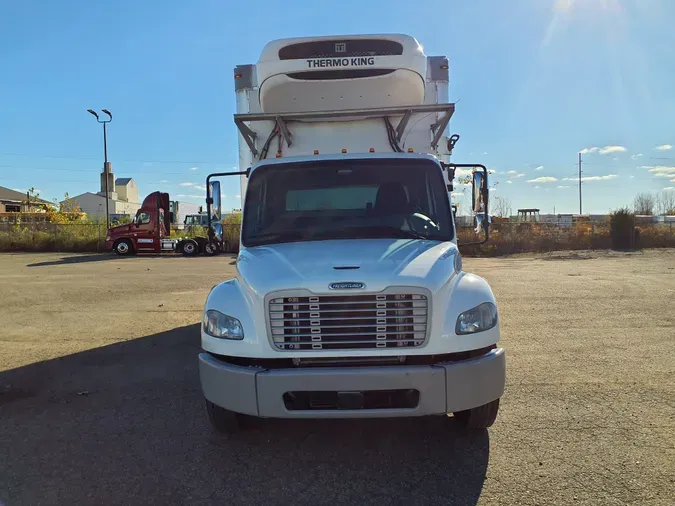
[199,348,505,418]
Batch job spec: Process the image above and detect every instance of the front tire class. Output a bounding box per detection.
[113,239,134,256]
[205,400,256,434]
[453,398,500,429]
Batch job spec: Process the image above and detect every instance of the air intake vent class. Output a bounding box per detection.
[287,69,395,81]
[279,39,404,60]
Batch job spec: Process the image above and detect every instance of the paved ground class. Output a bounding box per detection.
[1,249,674,505]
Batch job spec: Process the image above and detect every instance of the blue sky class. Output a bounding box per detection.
[1,0,675,214]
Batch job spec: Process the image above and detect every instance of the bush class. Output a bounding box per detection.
[609,208,635,250]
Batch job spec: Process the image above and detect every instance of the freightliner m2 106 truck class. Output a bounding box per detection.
[199,34,505,433]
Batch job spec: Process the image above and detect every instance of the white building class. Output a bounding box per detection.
[63,164,141,221]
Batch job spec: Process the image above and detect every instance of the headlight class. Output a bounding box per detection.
[203,309,244,340]
[454,252,463,273]
[455,302,498,335]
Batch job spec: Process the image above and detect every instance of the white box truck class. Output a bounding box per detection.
[199,34,505,433]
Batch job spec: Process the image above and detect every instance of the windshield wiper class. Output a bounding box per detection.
[347,226,430,240]
[246,231,304,245]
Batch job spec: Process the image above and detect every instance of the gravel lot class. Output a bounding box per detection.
[1,249,674,505]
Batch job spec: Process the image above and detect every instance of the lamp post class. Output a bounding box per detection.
[87,109,113,229]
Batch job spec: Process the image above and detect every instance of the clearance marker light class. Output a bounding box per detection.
[407,148,414,153]
[369,148,375,153]
[275,152,282,158]
[313,150,319,155]
[342,148,347,153]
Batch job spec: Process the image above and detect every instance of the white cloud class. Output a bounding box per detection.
[534,186,541,189]
[645,166,675,178]
[176,194,205,199]
[629,175,635,179]
[507,170,518,175]
[455,168,474,177]
[599,145,627,155]
[580,145,627,155]
[557,185,570,189]
[235,194,241,199]
[159,180,169,183]
[180,182,194,187]
[189,167,199,171]
[506,181,513,184]
[527,176,558,183]
[561,174,618,182]
[507,170,525,178]
[663,187,674,191]
[535,165,544,171]
[193,185,206,191]
[656,144,673,151]
[631,154,643,160]
[483,152,488,155]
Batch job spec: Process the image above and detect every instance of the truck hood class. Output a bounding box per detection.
[107,223,134,237]
[236,238,459,296]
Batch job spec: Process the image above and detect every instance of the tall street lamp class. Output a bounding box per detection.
[87,108,113,229]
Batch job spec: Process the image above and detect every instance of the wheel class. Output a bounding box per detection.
[113,239,134,256]
[204,242,219,256]
[181,239,199,256]
[205,399,256,434]
[453,398,500,429]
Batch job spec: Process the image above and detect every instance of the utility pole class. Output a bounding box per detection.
[87,109,113,229]
[578,152,583,215]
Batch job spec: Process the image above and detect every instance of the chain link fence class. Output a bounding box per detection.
[1,221,673,255]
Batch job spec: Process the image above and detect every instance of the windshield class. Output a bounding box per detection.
[242,158,454,247]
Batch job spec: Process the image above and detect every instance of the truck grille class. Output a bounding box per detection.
[267,291,429,351]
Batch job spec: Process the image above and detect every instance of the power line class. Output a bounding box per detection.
[0,151,231,165]
[0,164,216,176]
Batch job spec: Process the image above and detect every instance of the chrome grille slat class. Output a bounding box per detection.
[267,291,429,351]
[270,307,427,314]
[270,315,428,322]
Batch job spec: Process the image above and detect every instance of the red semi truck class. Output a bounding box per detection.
[105,183,224,256]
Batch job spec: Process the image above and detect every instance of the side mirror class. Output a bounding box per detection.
[210,181,222,224]
[471,167,489,239]
[446,163,490,246]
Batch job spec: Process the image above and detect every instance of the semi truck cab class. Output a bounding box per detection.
[106,189,223,256]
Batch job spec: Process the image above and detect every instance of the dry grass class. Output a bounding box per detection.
[0,223,105,253]
[2,221,673,256]
[457,222,675,256]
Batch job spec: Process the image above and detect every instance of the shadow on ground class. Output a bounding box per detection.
[26,253,123,267]
[0,325,489,505]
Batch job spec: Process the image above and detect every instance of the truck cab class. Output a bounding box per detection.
[106,191,171,255]
[106,191,219,256]
[199,34,505,433]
